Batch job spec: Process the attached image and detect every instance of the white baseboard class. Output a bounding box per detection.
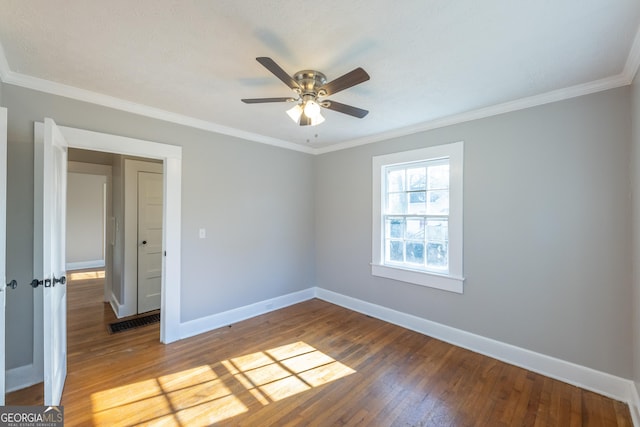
[13,284,633,420]
[109,292,125,319]
[631,382,640,427]
[179,288,315,340]
[66,260,105,271]
[315,288,638,413]
[6,363,42,393]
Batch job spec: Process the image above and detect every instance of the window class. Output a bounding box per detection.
[372,142,464,293]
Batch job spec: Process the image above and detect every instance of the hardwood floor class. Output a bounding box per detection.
[7,270,633,426]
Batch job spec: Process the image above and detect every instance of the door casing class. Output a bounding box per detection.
[33,123,182,386]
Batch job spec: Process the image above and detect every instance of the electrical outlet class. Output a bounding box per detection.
[199,228,206,239]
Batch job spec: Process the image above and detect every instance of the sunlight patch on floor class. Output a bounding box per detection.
[90,341,355,426]
[68,269,105,280]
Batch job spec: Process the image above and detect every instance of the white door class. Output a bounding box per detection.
[0,108,7,405]
[137,172,163,314]
[42,118,68,405]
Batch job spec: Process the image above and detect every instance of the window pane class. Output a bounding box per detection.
[426,220,448,243]
[407,167,426,190]
[387,169,405,192]
[427,190,449,215]
[388,240,404,262]
[406,242,424,264]
[428,164,449,190]
[386,217,404,238]
[408,192,426,214]
[387,193,406,214]
[406,218,424,240]
[427,220,448,269]
[426,242,448,268]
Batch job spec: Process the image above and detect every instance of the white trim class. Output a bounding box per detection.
[314,288,638,410]
[623,26,640,84]
[0,40,635,156]
[6,363,41,393]
[58,126,182,159]
[630,383,640,427]
[4,67,631,157]
[372,142,464,293]
[16,283,640,416]
[179,288,315,340]
[167,284,639,418]
[316,74,631,154]
[370,264,463,293]
[0,68,313,154]
[109,292,125,319]
[66,260,105,271]
[37,123,183,344]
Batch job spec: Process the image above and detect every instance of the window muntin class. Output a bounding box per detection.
[371,141,464,293]
[383,159,450,273]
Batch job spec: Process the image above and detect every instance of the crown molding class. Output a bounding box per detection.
[0,63,314,155]
[0,35,637,157]
[313,72,631,155]
[623,26,640,84]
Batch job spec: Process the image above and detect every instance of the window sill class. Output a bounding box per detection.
[371,264,464,294]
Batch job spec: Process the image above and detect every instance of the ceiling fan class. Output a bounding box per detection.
[241,57,370,126]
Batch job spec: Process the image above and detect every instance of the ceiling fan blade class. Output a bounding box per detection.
[319,67,370,96]
[322,100,369,118]
[241,97,297,104]
[256,57,300,90]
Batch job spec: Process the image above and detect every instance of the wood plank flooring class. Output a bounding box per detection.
[7,269,633,426]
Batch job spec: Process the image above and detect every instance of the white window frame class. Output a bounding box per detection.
[372,141,464,293]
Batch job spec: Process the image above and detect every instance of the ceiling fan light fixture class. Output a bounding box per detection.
[286,104,303,123]
[303,99,321,119]
[307,110,325,126]
[287,100,325,126]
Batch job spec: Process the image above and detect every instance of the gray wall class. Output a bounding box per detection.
[316,87,633,378]
[3,83,316,368]
[66,172,106,264]
[2,80,635,380]
[632,74,640,390]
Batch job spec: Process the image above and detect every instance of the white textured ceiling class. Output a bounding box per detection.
[0,0,639,152]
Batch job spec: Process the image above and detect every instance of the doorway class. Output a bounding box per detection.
[33,124,182,391]
[66,151,164,317]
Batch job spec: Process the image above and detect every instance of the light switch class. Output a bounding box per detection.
[199,228,206,239]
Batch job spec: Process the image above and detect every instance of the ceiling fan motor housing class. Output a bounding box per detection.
[293,70,327,97]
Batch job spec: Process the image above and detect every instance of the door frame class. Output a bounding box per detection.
[34,123,182,356]
[67,161,113,303]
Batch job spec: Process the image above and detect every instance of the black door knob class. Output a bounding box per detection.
[142,240,147,245]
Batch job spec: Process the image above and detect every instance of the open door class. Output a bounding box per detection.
[0,108,7,405]
[40,118,68,405]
